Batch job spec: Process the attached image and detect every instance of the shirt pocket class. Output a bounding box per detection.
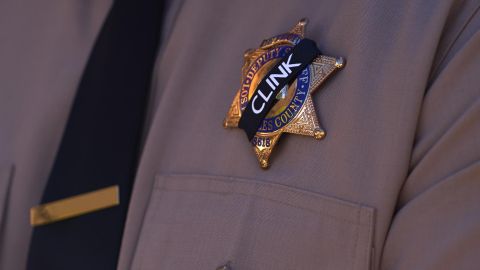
[131,173,375,270]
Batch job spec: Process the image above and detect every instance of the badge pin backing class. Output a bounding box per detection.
[223,18,344,169]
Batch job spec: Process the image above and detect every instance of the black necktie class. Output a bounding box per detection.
[27,0,163,268]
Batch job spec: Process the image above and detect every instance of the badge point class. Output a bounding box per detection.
[244,49,254,58]
[314,129,326,140]
[260,159,269,169]
[335,57,345,68]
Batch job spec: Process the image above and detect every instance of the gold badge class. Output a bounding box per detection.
[223,18,344,169]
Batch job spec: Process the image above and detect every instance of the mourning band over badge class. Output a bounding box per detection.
[238,38,320,141]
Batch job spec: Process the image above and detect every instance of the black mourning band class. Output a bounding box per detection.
[238,38,320,141]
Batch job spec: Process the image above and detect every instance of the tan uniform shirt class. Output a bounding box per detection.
[0,0,479,269]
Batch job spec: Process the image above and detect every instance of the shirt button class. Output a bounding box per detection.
[216,261,232,270]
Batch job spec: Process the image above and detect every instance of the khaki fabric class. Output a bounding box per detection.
[0,0,479,269]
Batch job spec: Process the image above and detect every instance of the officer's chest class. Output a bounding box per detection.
[126,0,444,269]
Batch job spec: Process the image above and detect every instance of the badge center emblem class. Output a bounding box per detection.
[241,45,309,134]
[224,18,344,169]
